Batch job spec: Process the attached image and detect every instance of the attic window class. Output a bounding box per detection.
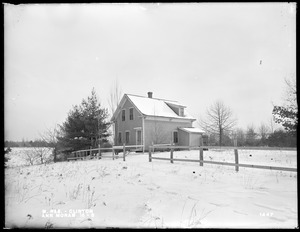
[129,108,133,120]
[179,107,184,116]
[122,109,125,121]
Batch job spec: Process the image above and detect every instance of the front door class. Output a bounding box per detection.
[136,130,142,145]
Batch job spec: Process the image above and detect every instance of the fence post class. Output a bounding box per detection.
[152,142,154,153]
[97,144,100,159]
[149,146,152,162]
[123,143,126,161]
[112,147,115,160]
[234,139,239,172]
[170,147,174,164]
[199,148,203,166]
[199,136,203,166]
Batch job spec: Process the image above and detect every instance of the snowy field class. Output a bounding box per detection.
[5,148,297,228]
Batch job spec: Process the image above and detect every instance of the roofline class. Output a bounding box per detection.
[145,115,196,121]
[125,94,144,116]
[110,94,144,122]
[125,93,179,103]
[111,93,194,121]
[165,101,187,108]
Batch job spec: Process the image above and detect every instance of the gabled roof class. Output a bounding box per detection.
[111,94,196,121]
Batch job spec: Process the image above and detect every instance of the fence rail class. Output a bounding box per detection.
[68,144,144,162]
[151,145,296,151]
[149,143,297,173]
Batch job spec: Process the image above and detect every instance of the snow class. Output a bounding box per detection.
[127,94,195,120]
[164,100,186,108]
[179,127,205,133]
[5,148,297,228]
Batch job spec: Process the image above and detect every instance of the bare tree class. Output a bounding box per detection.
[149,107,170,145]
[108,79,123,117]
[33,147,53,164]
[269,116,275,134]
[150,122,169,145]
[199,101,237,146]
[284,75,297,109]
[39,125,61,162]
[258,122,269,145]
[23,149,38,166]
[108,80,123,145]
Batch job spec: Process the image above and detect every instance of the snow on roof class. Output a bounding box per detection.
[164,100,187,108]
[126,94,195,120]
[179,127,205,133]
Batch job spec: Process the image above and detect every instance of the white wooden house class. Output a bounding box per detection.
[111,92,205,151]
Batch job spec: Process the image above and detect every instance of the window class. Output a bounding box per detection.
[137,130,142,144]
[129,108,134,120]
[122,109,125,121]
[118,132,122,144]
[125,131,130,144]
[173,131,178,144]
[179,108,184,116]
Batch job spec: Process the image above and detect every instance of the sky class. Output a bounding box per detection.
[4,3,296,141]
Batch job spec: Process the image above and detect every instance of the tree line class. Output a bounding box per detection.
[199,76,297,147]
[5,139,53,148]
[203,126,297,147]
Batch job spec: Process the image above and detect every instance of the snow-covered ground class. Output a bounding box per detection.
[5,149,297,228]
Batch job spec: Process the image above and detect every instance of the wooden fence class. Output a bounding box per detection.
[68,144,143,162]
[148,141,297,172]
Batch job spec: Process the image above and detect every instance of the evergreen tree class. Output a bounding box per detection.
[58,88,110,152]
[245,125,257,146]
[267,129,297,147]
[272,106,297,134]
[272,76,297,135]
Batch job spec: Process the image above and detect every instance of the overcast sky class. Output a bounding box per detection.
[4,3,296,141]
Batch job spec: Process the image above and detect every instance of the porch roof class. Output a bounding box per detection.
[179,127,205,134]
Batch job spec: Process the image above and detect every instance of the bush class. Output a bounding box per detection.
[56,153,68,162]
[4,147,11,168]
[267,130,297,147]
[101,142,112,148]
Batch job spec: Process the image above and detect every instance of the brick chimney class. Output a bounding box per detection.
[147,92,153,98]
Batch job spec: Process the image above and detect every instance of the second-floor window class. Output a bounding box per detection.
[122,109,125,121]
[129,108,133,120]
